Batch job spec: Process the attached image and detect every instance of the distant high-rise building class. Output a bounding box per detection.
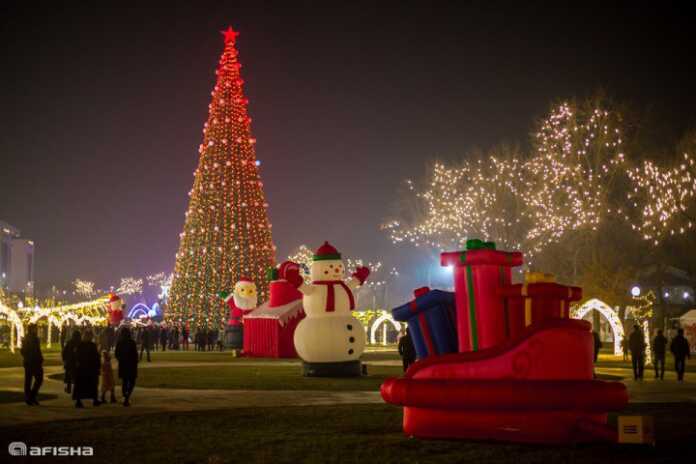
[0,220,34,295]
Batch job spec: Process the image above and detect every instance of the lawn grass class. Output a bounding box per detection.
[596,355,696,372]
[139,348,400,364]
[1,346,399,369]
[0,390,57,404]
[49,364,404,391]
[0,349,62,368]
[4,403,695,464]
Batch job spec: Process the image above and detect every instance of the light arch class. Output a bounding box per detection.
[571,298,624,355]
[0,302,25,353]
[369,310,403,345]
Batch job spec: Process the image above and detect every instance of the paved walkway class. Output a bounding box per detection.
[1,362,693,428]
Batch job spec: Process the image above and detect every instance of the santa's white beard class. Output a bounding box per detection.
[233,293,257,310]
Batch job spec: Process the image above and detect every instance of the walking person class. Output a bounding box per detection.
[59,326,67,350]
[398,328,417,372]
[115,327,139,406]
[182,326,190,351]
[61,330,81,394]
[621,335,629,362]
[171,326,179,350]
[629,324,646,381]
[653,329,668,380]
[160,326,168,352]
[670,328,691,382]
[592,329,602,379]
[139,326,152,362]
[592,330,602,363]
[100,351,117,403]
[20,324,43,406]
[73,331,102,408]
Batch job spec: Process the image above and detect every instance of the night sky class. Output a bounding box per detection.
[2,2,695,299]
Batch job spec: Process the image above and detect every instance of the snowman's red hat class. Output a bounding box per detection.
[237,277,254,284]
[313,241,341,261]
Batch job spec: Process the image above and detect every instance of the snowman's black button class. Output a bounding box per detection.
[346,324,353,330]
[348,349,354,355]
[349,337,355,343]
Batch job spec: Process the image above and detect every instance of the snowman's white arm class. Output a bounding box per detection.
[297,282,316,296]
[346,277,362,291]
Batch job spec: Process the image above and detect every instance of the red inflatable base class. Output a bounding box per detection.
[382,378,626,443]
[380,319,629,444]
[403,407,614,444]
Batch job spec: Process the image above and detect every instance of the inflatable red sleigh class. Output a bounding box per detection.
[381,240,628,444]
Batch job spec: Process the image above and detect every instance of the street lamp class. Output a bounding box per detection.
[630,286,641,297]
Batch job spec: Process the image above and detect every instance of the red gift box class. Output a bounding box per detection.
[498,272,582,339]
[441,240,523,352]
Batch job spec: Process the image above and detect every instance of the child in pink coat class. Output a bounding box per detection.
[100,351,117,404]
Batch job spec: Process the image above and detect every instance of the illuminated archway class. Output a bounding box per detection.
[0,302,24,353]
[369,311,403,345]
[28,310,61,348]
[128,303,150,320]
[572,298,624,355]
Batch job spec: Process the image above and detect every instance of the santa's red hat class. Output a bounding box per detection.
[237,277,254,284]
[313,241,341,261]
[109,294,121,303]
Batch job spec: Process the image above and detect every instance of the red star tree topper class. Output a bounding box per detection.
[168,27,276,329]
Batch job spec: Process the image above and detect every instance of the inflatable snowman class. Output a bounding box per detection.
[280,241,369,377]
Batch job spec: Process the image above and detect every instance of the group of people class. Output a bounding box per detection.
[624,325,691,381]
[21,323,140,408]
[193,327,224,352]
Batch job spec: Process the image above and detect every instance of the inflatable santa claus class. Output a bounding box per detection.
[219,278,258,355]
[280,241,369,377]
[107,294,124,326]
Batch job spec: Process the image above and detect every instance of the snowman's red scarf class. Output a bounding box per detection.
[312,280,355,312]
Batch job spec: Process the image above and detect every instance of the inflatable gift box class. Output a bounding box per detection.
[392,287,457,359]
[244,272,305,358]
[498,272,582,339]
[441,239,523,352]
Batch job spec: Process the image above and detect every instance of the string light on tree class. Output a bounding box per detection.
[116,277,143,296]
[73,279,95,298]
[168,27,276,329]
[626,153,696,244]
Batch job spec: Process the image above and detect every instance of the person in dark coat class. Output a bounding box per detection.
[115,327,139,406]
[621,335,629,361]
[592,330,602,363]
[61,330,81,394]
[653,329,668,380]
[20,324,43,406]
[139,326,152,362]
[670,328,691,382]
[182,326,190,351]
[160,327,168,352]
[629,324,646,381]
[398,328,417,372]
[171,326,179,350]
[72,331,102,408]
[59,326,67,350]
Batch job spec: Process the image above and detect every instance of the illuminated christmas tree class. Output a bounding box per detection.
[168,27,276,329]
